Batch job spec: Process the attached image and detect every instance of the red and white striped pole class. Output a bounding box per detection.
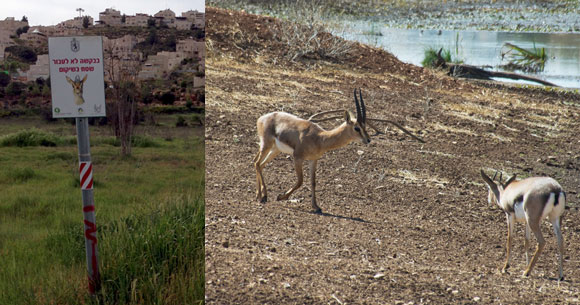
[76,117,101,294]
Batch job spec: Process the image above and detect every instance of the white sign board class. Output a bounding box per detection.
[49,36,106,118]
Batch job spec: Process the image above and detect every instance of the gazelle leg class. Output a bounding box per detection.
[524,223,531,265]
[256,149,281,202]
[552,217,564,281]
[309,160,321,213]
[523,220,545,277]
[254,142,275,203]
[254,151,264,201]
[503,214,514,273]
[277,158,304,201]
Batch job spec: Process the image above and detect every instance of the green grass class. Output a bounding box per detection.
[421,47,453,68]
[0,114,204,304]
[501,42,547,72]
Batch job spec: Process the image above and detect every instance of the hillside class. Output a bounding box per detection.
[206,7,580,304]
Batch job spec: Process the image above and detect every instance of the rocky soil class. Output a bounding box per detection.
[205,7,580,304]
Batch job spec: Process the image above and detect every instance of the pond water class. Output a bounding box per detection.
[340,24,580,89]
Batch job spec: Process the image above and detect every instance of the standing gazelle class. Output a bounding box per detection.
[481,169,566,280]
[254,89,371,213]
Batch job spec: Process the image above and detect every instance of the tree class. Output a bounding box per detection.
[5,82,23,96]
[104,41,141,156]
[16,25,29,36]
[6,45,36,63]
[159,92,176,105]
[121,14,126,23]
[0,73,10,87]
[165,34,177,50]
[147,18,156,28]
[21,16,28,22]
[82,16,90,28]
[146,29,159,45]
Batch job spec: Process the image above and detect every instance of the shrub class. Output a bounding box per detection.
[0,72,10,87]
[159,92,176,105]
[0,129,64,147]
[176,116,188,127]
[421,47,452,68]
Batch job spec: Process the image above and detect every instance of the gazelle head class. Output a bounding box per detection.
[346,88,371,145]
[66,74,88,105]
[481,169,517,206]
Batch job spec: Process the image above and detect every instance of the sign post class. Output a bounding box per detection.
[48,36,106,294]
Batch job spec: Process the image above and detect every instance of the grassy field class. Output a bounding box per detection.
[0,114,204,304]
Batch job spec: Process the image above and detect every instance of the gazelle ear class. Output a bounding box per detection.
[504,174,517,187]
[344,110,353,124]
[481,169,500,200]
[81,74,88,83]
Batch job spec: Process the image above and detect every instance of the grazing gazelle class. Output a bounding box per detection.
[66,74,88,105]
[253,89,371,213]
[481,169,566,280]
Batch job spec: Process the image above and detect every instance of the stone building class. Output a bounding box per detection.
[103,35,142,81]
[26,54,49,80]
[0,17,28,35]
[99,8,122,26]
[57,16,94,28]
[20,28,47,50]
[174,17,193,30]
[182,10,204,29]
[138,51,185,80]
[0,30,14,60]
[125,14,150,27]
[154,9,176,27]
[176,39,205,60]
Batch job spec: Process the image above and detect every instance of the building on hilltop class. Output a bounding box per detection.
[0,29,15,61]
[182,10,204,29]
[57,16,94,28]
[99,8,122,26]
[0,17,29,35]
[125,13,150,27]
[154,9,176,27]
[174,17,193,30]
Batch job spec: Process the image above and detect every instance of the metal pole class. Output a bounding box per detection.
[76,117,101,294]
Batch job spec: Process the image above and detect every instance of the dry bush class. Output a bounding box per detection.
[269,0,353,61]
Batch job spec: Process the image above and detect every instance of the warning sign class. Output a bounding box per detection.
[49,36,106,118]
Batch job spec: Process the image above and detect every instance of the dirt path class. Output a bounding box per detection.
[206,7,580,304]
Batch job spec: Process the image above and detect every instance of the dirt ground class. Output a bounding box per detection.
[205,7,580,304]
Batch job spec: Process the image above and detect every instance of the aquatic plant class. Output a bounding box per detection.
[421,47,452,68]
[501,42,546,72]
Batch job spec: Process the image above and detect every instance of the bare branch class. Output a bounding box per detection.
[366,118,425,143]
[308,110,344,121]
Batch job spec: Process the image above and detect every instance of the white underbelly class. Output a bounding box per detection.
[275,138,294,154]
[513,200,526,222]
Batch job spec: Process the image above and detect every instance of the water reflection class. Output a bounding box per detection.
[341,25,580,88]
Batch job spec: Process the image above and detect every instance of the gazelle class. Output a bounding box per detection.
[481,169,566,280]
[66,74,88,105]
[253,89,371,213]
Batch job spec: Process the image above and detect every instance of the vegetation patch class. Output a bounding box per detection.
[0,129,73,147]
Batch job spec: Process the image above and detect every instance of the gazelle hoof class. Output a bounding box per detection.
[558,276,564,282]
[522,271,530,278]
[501,265,510,273]
[276,194,286,201]
[260,196,267,203]
[313,208,322,214]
